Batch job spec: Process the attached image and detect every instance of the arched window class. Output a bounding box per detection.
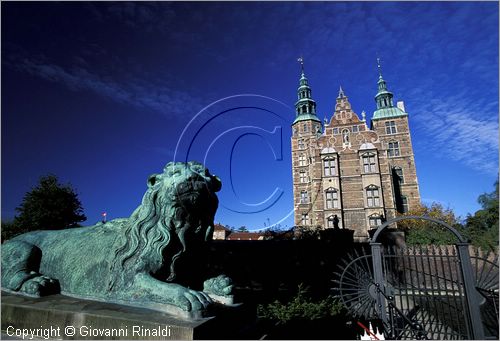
[366,185,380,207]
[325,188,339,209]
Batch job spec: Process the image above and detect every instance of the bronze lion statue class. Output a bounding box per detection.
[1,161,232,318]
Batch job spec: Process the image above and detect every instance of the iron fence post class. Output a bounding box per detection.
[456,242,485,340]
[371,242,388,325]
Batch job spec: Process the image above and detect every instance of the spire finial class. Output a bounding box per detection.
[377,56,383,77]
[297,56,304,75]
[338,85,345,98]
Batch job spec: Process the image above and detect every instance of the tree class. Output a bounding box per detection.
[14,174,86,232]
[464,180,499,250]
[237,226,249,232]
[397,202,463,245]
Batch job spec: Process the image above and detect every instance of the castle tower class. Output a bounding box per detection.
[291,58,323,228]
[370,60,421,213]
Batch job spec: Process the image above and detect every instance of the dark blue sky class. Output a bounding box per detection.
[2,2,498,230]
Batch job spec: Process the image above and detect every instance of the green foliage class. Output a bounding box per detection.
[463,180,499,250]
[397,202,463,245]
[14,174,86,233]
[257,284,344,324]
[1,220,27,242]
[237,226,249,232]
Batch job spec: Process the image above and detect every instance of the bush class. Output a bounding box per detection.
[257,284,345,324]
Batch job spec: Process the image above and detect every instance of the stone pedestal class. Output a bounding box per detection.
[1,292,247,340]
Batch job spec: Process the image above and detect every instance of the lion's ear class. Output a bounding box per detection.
[147,174,159,187]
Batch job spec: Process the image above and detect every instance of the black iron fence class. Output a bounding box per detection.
[335,216,499,340]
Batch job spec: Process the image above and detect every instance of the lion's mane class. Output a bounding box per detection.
[107,162,215,291]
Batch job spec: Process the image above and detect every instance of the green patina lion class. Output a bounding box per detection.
[1,161,232,318]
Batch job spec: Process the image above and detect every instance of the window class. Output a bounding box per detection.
[387,141,400,157]
[323,158,336,176]
[401,196,409,213]
[325,188,339,209]
[299,154,306,166]
[298,140,305,150]
[352,125,359,133]
[300,191,309,204]
[327,217,334,228]
[301,213,309,226]
[333,128,339,135]
[299,171,308,183]
[369,216,383,227]
[362,153,376,173]
[385,121,397,134]
[366,186,380,207]
[303,124,308,132]
[393,167,404,185]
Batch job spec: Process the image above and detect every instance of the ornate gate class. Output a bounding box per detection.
[334,216,499,340]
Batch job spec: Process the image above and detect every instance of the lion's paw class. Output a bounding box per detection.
[203,275,233,296]
[178,288,213,312]
[20,275,60,297]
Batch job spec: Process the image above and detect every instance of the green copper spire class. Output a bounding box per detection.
[372,58,407,120]
[293,57,320,125]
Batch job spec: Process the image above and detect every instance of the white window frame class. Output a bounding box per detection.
[325,188,339,209]
[385,121,397,134]
[301,213,309,226]
[366,185,381,207]
[300,191,309,204]
[387,141,400,157]
[362,153,376,173]
[299,171,308,183]
[299,154,306,166]
[323,157,336,177]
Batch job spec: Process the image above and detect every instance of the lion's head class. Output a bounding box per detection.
[108,161,221,290]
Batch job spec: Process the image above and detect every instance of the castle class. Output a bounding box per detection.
[291,60,420,241]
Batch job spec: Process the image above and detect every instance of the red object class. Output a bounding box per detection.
[356,321,380,340]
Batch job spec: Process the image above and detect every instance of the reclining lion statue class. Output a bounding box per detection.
[1,161,232,318]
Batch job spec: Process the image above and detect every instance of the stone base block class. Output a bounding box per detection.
[1,291,247,340]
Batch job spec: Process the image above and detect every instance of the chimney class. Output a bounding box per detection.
[397,101,405,112]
